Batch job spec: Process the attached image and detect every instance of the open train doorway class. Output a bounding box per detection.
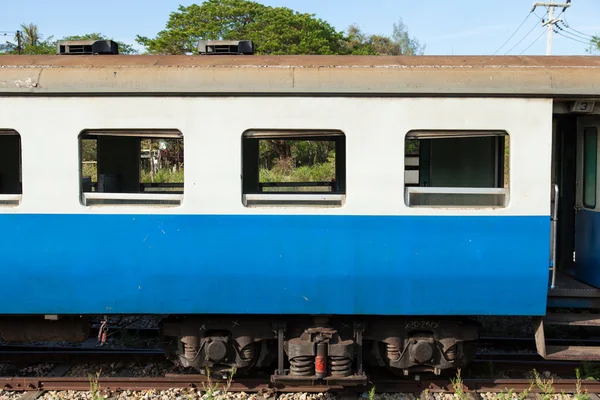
[547,103,600,308]
[535,103,600,362]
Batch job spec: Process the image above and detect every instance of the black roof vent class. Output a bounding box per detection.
[57,40,119,55]
[197,40,254,55]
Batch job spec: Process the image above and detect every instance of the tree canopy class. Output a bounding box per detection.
[136,0,345,55]
[136,0,424,55]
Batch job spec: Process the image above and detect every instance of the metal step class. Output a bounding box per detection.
[545,345,600,360]
[543,313,600,327]
[534,317,600,361]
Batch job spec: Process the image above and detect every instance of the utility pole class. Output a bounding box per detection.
[16,30,21,55]
[531,1,571,55]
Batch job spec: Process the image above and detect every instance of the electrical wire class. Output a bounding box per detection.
[557,23,594,41]
[554,29,593,45]
[562,15,595,39]
[503,11,548,55]
[492,12,533,55]
[518,29,547,55]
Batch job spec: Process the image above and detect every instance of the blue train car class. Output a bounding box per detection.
[0,41,599,382]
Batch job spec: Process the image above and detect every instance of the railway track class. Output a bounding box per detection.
[0,336,599,394]
[1,375,599,394]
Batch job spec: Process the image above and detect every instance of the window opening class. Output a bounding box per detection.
[583,127,598,209]
[80,130,183,206]
[404,130,509,208]
[242,130,346,207]
[0,130,22,206]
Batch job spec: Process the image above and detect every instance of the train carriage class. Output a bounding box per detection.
[0,41,600,383]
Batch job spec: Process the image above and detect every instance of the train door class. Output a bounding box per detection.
[574,116,600,288]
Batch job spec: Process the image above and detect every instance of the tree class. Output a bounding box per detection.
[136,0,344,55]
[342,19,424,55]
[391,19,425,55]
[1,23,55,55]
[59,33,138,55]
[592,36,600,54]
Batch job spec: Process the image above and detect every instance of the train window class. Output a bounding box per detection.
[0,130,22,206]
[404,130,509,208]
[583,127,598,209]
[241,130,346,207]
[79,130,184,206]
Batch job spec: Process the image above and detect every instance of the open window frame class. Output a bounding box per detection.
[241,129,346,208]
[0,129,22,207]
[404,130,510,209]
[79,129,184,207]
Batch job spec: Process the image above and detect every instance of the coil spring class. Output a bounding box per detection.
[290,356,315,376]
[183,342,198,360]
[386,343,401,361]
[240,343,257,361]
[328,356,352,377]
[446,345,457,360]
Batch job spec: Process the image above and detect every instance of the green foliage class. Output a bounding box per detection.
[201,367,236,400]
[82,162,98,182]
[581,362,600,380]
[575,368,591,400]
[1,23,55,55]
[88,371,105,400]
[531,369,555,400]
[450,369,472,400]
[81,139,97,162]
[344,19,424,55]
[136,0,423,56]
[136,0,344,55]
[259,140,336,186]
[368,385,376,400]
[60,33,138,54]
[140,168,184,184]
[592,36,600,53]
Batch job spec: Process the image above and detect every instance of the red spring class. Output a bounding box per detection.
[315,354,327,376]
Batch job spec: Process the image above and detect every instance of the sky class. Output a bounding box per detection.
[1,0,598,56]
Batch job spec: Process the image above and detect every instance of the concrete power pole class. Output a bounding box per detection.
[531,1,571,55]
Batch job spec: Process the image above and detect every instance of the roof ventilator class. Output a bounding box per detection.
[57,40,119,55]
[197,40,254,55]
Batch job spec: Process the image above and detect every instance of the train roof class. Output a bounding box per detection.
[1,55,599,96]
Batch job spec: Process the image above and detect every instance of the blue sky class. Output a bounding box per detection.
[1,0,598,55]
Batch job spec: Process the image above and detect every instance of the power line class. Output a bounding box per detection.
[519,29,547,55]
[557,23,593,41]
[561,22,595,39]
[562,15,595,38]
[503,12,547,55]
[554,29,592,45]
[492,12,534,55]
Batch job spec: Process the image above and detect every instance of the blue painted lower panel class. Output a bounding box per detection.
[575,210,600,289]
[0,214,550,316]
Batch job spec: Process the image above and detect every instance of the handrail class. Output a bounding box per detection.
[550,183,559,289]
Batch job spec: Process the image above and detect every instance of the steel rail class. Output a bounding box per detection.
[1,376,600,393]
